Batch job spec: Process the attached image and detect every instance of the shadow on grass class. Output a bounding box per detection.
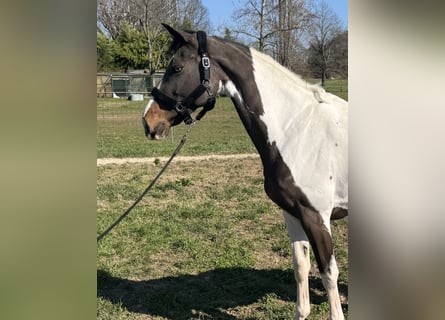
[98,268,348,319]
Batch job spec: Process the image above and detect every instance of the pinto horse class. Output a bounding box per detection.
[142,24,348,320]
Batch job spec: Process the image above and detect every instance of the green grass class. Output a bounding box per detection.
[97,97,256,158]
[323,79,348,101]
[97,158,348,319]
[97,79,347,158]
[307,79,348,101]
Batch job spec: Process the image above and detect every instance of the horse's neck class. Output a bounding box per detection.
[214,46,320,161]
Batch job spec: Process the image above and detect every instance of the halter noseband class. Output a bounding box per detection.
[151,31,216,125]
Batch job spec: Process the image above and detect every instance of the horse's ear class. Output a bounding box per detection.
[161,23,193,44]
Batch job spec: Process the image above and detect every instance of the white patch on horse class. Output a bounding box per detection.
[143,80,164,117]
[217,80,224,95]
[283,211,311,319]
[250,48,348,216]
[222,80,244,103]
[143,99,154,117]
[320,255,344,320]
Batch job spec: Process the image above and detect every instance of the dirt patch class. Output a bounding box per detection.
[97,114,137,121]
[97,153,259,166]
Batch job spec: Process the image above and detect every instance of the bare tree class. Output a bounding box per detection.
[97,0,137,39]
[329,30,348,79]
[274,0,313,68]
[97,0,210,72]
[307,0,343,86]
[232,0,312,70]
[232,0,270,51]
[98,0,175,71]
[131,0,175,73]
[174,0,210,31]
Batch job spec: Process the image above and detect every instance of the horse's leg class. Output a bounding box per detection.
[320,253,343,320]
[282,210,311,320]
[298,205,344,320]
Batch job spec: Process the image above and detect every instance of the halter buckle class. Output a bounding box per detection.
[202,56,210,69]
[175,102,186,113]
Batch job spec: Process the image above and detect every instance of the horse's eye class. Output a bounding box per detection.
[173,65,183,73]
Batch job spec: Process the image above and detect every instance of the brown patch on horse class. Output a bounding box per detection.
[331,207,348,220]
[143,100,173,140]
[261,142,334,273]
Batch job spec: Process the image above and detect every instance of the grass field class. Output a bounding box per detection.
[97,97,256,158]
[97,79,348,319]
[307,79,348,102]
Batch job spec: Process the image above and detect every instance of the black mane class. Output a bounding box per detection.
[214,35,250,51]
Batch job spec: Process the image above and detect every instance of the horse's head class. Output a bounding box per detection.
[142,24,221,140]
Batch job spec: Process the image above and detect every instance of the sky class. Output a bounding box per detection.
[201,0,348,35]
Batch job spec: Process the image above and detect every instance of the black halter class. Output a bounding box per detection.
[151,31,216,125]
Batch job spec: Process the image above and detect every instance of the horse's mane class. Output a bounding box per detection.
[214,36,250,52]
[249,46,330,104]
[167,30,329,104]
[212,36,330,103]
[213,36,256,64]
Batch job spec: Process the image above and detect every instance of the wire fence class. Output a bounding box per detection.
[97,78,347,151]
[97,72,164,98]
[97,72,347,101]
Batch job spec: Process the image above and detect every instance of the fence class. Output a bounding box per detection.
[97,74,348,101]
[97,72,164,98]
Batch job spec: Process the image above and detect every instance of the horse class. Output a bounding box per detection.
[142,24,348,320]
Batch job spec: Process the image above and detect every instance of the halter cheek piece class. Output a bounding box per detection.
[151,31,216,125]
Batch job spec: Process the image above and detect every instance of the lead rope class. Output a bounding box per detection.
[97,121,197,242]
